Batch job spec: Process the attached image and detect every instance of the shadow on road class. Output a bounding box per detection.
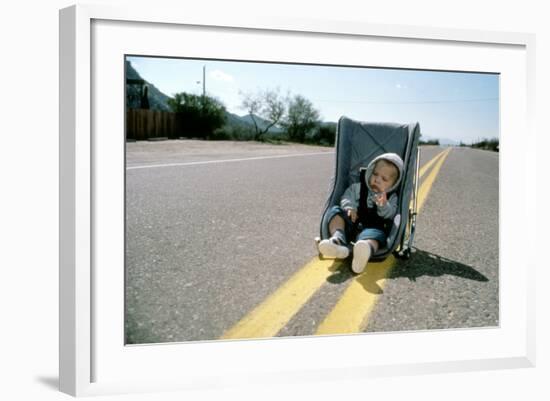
[389,248,489,283]
[325,259,385,294]
[325,260,353,284]
[324,248,488,295]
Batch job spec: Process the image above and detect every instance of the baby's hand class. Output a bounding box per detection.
[347,209,358,223]
[374,192,388,206]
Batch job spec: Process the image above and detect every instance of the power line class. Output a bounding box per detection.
[311,97,498,105]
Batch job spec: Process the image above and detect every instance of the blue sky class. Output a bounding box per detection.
[127,56,499,144]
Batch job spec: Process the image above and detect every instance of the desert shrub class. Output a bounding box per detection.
[471,138,499,152]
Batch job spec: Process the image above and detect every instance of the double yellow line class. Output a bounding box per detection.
[221,148,452,340]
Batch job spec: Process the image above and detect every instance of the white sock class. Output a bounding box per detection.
[331,229,347,246]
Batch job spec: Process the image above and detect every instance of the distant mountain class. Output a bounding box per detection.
[438,137,460,146]
[420,134,460,146]
[225,112,250,128]
[126,60,171,111]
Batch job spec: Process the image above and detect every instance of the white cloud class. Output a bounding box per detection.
[395,83,407,89]
[209,69,235,83]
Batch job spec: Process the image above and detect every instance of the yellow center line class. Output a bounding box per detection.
[418,148,448,178]
[220,148,450,340]
[416,148,452,211]
[220,258,342,339]
[315,148,451,335]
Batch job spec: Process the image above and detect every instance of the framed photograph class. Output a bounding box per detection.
[59,4,536,397]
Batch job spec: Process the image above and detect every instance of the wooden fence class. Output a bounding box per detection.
[126,109,179,140]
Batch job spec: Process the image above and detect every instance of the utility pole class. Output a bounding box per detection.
[202,65,206,98]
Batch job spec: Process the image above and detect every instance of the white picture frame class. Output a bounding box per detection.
[59,4,536,397]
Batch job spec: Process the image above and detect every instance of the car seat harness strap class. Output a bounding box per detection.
[358,168,392,234]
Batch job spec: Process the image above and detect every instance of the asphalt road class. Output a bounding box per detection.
[365,146,499,333]
[125,140,498,344]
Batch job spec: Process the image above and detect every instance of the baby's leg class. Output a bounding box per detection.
[367,239,379,253]
[328,214,346,235]
[319,214,350,259]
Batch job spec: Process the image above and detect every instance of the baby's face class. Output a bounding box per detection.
[369,160,398,193]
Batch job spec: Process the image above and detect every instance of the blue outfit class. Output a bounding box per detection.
[325,205,389,247]
[329,153,404,247]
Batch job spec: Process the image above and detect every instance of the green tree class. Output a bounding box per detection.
[471,137,499,152]
[167,92,226,139]
[313,122,337,146]
[281,95,320,143]
[240,88,286,141]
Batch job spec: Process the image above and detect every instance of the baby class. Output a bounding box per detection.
[318,153,403,273]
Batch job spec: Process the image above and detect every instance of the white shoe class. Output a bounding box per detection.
[318,238,349,259]
[352,240,372,274]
